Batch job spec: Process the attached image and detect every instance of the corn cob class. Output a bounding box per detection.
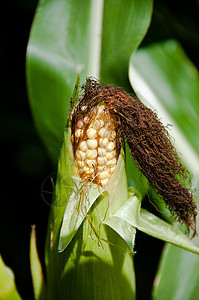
[71,105,119,187]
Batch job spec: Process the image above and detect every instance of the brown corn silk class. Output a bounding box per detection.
[70,78,197,237]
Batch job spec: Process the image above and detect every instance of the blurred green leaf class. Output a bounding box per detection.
[129,39,199,178]
[0,255,22,300]
[129,40,199,299]
[153,240,199,300]
[30,226,45,300]
[26,0,153,164]
[152,188,199,300]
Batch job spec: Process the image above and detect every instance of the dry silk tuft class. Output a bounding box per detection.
[70,78,198,238]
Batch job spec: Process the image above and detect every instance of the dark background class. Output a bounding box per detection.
[1,0,199,299]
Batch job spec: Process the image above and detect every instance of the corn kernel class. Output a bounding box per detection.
[79,141,88,152]
[99,138,109,147]
[106,141,115,151]
[77,120,84,128]
[110,165,116,173]
[97,156,107,166]
[76,150,86,160]
[86,159,96,168]
[106,158,117,166]
[83,166,94,175]
[75,129,83,138]
[84,116,90,124]
[86,149,97,159]
[98,147,106,156]
[77,161,84,168]
[106,150,116,160]
[93,119,104,129]
[100,178,109,186]
[99,127,108,138]
[99,170,109,180]
[109,131,116,140]
[87,139,98,149]
[87,128,97,139]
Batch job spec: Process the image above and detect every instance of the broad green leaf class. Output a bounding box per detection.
[30,226,45,300]
[129,39,199,179]
[129,40,199,298]
[152,241,199,300]
[152,188,199,300]
[110,187,199,255]
[26,0,153,163]
[104,217,136,252]
[0,255,21,300]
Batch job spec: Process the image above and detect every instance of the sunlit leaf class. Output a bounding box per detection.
[129,39,199,178]
[0,255,21,300]
[30,226,45,300]
[26,0,153,163]
[129,39,199,298]
[111,187,199,255]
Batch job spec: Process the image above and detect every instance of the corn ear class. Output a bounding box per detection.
[44,76,136,299]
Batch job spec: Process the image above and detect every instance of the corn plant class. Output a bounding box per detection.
[1,0,198,300]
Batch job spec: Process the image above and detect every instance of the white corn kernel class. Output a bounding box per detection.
[77,161,84,168]
[110,165,116,173]
[97,156,107,166]
[84,116,90,124]
[106,141,115,151]
[87,139,98,149]
[93,119,104,129]
[75,129,83,138]
[109,131,116,140]
[98,147,106,156]
[100,178,109,186]
[106,150,116,160]
[87,128,97,139]
[83,166,94,175]
[98,165,106,171]
[77,120,84,128]
[86,149,97,159]
[79,141,88,152]
[99,127,108,138]
[81,105,87,111]
[99,170,109,180]
[99,138,109,147]
[106,158,117,166]
[76,150,86,160]
[86,159,96,168]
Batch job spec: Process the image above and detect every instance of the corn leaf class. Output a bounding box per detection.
[30,226,45,300]
[108,187,199,255]
[129,40,199,298]
[0,255,22,300]
[26,0,153,164]
[129,39,199,179]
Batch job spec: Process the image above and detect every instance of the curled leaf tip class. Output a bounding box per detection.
[70,77,197,237]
